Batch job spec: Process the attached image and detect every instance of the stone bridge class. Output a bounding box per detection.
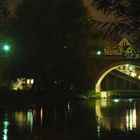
[87,55,140,92]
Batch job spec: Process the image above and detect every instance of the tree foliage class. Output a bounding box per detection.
[14,0,103,89]
[92,0,140,41]
[0,0,16,80]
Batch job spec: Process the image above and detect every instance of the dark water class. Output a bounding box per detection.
[0,98,140,140]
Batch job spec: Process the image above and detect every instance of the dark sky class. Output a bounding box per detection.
[84,0,114,21]
[8,0,113,21]
[8,0,21,4]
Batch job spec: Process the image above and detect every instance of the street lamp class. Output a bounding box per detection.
[96,50,102,56]
[3,45,10,56]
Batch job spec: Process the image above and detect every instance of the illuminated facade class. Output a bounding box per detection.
[11,78,34,90]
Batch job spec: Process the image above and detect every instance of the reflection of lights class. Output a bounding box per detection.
[27,110,33,132]
[101,99,107,107]
[129,98,133,102]
[101,91,107,98]
[3,134,8,140]
[2,120,10,140]
[138,75,140,79]
[132,108,136,128]
[126,104,137,131]
[97,125,101,138]
[67,102,70,110]
[3,121,10,126]
[40,108,43,126]
[15,110,34,131]
[113,99,120,103]
[126,110,129,129]
[15,112,26,127]
[130,109,132,130]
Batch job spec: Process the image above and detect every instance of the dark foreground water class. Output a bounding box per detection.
[1,98,140,140]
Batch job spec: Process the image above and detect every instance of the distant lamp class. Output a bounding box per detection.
[96,50,102,56]
[129,66,133,71]
[3,45,10,56]
[3,45,10,51]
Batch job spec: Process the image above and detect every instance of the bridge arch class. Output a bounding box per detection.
[95,61,140,92]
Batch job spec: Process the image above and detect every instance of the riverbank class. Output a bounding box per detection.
[1,89,140,104]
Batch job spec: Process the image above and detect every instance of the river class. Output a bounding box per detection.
[0,98,140,140]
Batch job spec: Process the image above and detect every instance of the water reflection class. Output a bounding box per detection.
[126,103,136,130]
[1,99,140,139]
[40,108,43,126]
[95,99,138,132]
[14,109,33,132]
[2,120,9,140]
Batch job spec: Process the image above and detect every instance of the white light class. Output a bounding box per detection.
[101,91,107,98]
[130,72,136,77]
[125,64,129,67]
[113,99,120,103]
[27,79,30,84]
[31,79,34,84]
[129,66,133,71]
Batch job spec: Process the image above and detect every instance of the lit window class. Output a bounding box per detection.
[27,79,30,84]
[31,79,34,84]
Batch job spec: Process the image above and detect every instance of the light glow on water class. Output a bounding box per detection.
[126,108,136,130]
[113,99,120,103]
[2,120,10,140]
[40,108,43,126]
[0,98,140,139]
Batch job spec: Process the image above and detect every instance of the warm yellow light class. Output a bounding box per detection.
[129,66,133,71]
[101,91,107,98]
[130,72,136,77]
[125,64,129,67]
[31,79,34,84]
[40,108,43,126]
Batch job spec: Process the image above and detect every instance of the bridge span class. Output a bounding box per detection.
[88,55,140,93]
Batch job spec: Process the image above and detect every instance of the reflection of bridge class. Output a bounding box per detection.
[95,99,137,132]
[88,55,140,92]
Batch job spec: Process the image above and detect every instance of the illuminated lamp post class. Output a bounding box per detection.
[96,50,102,56]
[3,45,10,57]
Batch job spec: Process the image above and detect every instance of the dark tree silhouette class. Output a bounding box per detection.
[92,0,140,41]
[14,0,103,89]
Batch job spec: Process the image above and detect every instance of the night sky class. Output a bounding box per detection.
[8,0,112,22]
[8,0,21,5]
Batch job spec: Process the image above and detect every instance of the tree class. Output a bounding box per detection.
[92,0,140,42]
[0,0,16,81]
[14,0,103,89]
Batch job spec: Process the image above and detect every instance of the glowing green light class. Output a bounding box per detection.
[3,45,10,51]
[96,51,102,56]
[129,98,133,102]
